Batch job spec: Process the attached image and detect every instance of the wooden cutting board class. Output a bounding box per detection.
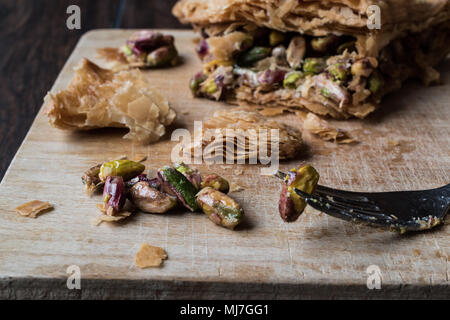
[0,30,449,299]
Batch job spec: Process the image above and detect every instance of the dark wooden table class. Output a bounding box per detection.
[0,0,186,181]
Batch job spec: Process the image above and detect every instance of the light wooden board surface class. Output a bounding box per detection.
[0,29,449,299]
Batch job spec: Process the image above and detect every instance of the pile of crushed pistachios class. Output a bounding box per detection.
[82,159,244,230]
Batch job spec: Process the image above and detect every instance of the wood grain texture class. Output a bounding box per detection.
[0,29,449,299]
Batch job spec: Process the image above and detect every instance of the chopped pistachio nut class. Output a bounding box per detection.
[302,58,327,74]
[320,88,331,98]
[99,160,145,182]
[158,166,199,212]
[328,63,349,81]
[201,174,230,193]
[283,72,302,89]
[196,187,244,229]
[269,30,286,47]
[285,165,320,214]
[146,46,178,67]
[237,47,271,66]
[201,79,218,94]
[368,71,384,94]
[310,35,339,53]
[189,72,207,96]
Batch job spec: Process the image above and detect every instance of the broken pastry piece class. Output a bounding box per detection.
[45,59,176,143]
[173,0,450,119]
[93,211,132,226]
[303,113,356,144]
[97,30,179,71]
[135,242,168,268]
[185,107,303,161]
[15,200,53,218]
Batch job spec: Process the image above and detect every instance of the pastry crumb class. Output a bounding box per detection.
[257,107,287,117]
[135,242,168,268]
[93,211,132,226]
[303,113,356,144]
[387,140,400,146]
[15,200,53,218]
[45,59,176,144]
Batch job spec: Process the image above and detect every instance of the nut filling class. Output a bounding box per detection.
[189,22,450,119]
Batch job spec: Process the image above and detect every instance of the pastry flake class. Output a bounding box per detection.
[303,113,356,144]
[134,243,168,268]
[45,59,176,144]
[15,200,53,218]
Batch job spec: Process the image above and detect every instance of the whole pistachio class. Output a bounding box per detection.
[99,160,145,182]
[286,36,306,69]
[237,47,271,66]
[269,30,286,46]
[147,46,178,67]
[197,187,244,229]
[302,57,327,74]
[82,164,103,196]
[201,174,230,193]
[283,72,303,89]
[310,35,339,53]
[129,181,177,214]
[278,165,320,222]
[257,69,286,86]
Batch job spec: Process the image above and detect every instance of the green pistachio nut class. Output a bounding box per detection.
[302,58,327,74]
[146,46,178,67]
[329,63,349,81]
[320,88,331,98]
[269,31,286,47]
[237,47,271,66]
[285,165,320,214]
[121,45,133,56]
[201,79,218,94]
[196,187,244,229]
[160,166,199,211]
[189,73,207,96]
[99,160,145,182]
[368,71,384,94]
[201,174,230,193]
[283,72,302,89]
[310,35,339,53]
